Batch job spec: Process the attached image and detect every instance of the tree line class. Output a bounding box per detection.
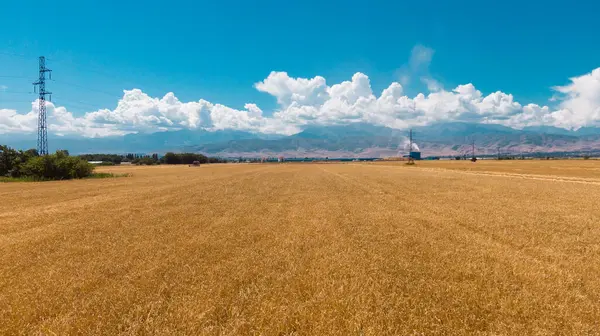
[161,152,224,164]
[1,145,227,181]
[1,145,93,180]
[78,152,226,165]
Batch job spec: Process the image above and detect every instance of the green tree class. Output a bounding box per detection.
[161,152,209,165]
[0,145,18,176]
[57,149,70,157]
[24,149,39,157]
[21,152,94,180]
[163,152,180,164]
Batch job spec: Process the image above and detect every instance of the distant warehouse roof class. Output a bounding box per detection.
[88,161,103,164]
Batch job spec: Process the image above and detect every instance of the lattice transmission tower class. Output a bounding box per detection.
[33,56,52,155]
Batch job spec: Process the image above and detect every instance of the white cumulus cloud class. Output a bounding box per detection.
[0,107,37,133]
[1,67,600,137]
[255,71,329,108]
[549,68,600,129]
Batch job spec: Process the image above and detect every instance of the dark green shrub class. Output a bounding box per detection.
[21,151,94,180]
[0,146,39,177]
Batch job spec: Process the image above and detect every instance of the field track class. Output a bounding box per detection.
[1,161,600,335]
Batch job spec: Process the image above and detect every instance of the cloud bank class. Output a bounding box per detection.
[1,67,600,137]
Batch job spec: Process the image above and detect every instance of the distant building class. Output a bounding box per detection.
[88,161,103,165]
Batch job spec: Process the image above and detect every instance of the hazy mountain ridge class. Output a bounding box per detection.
[194,123,600,157]
[0,129,282,154]
[3,122,600,157]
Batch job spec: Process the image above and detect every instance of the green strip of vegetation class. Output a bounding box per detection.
[79,152,226,165]
[1,145,131,182]
[0,172,130,183]
[0,176,38,183]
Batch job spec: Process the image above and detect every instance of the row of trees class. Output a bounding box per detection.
[78,153,167,164]
[1,146,226,180]
[76,152,226,165]
[163,152,216,164]
[78,154,126,164]
[1,146,94,180]
[135,153,225,165]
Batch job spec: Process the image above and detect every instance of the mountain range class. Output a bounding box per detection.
[3,122,600,157]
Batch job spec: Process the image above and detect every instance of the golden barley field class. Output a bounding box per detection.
[2,160,600,335]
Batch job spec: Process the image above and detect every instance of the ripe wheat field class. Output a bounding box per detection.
[2,161,600,335]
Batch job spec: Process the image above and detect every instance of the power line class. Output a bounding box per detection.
[50,79,118,97]
[0,99,32,104]
[0,90,35,95]
[2,54,132,119]
[2,52,135,88]
[46,56,138,87]
[0,97,107,112]
[51,99,107,111]
[0,75,31,79]
[0,51,36,59]
[0,94,110,111]
[4,54,134,102]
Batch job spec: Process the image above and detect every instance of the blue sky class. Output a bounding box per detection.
[1,0,600,136]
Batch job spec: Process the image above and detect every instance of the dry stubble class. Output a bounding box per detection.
[1,161,600,335]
